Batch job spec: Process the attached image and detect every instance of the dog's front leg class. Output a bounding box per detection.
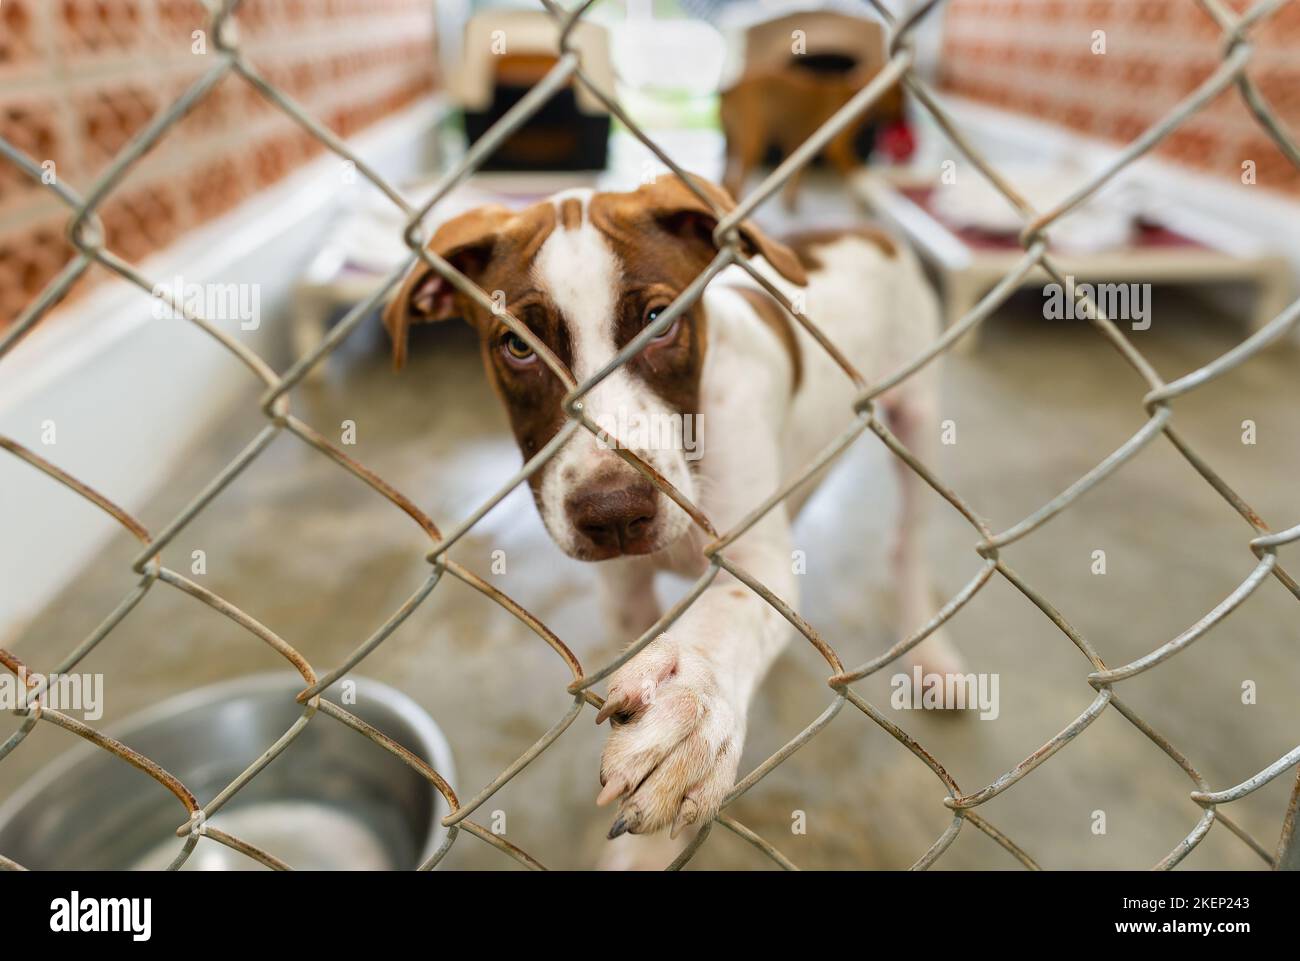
[595,528,795,840]
[594,380,796,840]
[596,555,661,643]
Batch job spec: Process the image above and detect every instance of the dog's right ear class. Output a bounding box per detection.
[382,204,514,370]
[627,174,808,287]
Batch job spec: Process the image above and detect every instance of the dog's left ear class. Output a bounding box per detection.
[635,175,807,286]
[382,204,514,369]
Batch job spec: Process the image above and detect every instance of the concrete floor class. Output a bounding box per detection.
[2,191,1298,871]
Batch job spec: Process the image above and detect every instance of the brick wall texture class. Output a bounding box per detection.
[0,0,437,329]
[938,0,1300,195]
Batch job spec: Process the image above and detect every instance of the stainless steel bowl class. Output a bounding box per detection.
[0,673,455,870]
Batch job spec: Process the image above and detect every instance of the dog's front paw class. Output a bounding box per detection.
[595,635,742,839]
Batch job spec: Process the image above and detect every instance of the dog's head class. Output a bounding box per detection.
[382,176,805,561]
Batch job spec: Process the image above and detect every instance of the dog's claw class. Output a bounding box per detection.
[608,804,643,839]
[596,777,625,807]
[669,798,698,840]
[595,696,623,726]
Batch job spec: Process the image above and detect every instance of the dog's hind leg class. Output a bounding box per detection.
[881,388,965,680]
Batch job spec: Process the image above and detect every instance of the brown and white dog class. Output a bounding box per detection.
[382,175,961,865]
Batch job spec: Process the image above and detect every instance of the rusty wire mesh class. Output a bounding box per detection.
[2,0,1299,872]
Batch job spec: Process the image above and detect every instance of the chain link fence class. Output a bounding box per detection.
[2,0,1299,871]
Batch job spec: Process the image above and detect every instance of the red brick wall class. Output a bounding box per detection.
[0,0,437,329]
[938,0,1300,194]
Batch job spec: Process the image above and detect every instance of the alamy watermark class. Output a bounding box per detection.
[1043,275,1151,331]
[593,409,702,462]
[151,275,261,330]
[50,891,150,941]
[891,667,999,719]
[0,668,103,721]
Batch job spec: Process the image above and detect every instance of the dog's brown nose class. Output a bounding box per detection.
[565,474,659,556]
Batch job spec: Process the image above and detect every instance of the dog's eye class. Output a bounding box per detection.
[501,332,536,363]
[645,305,679,343]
